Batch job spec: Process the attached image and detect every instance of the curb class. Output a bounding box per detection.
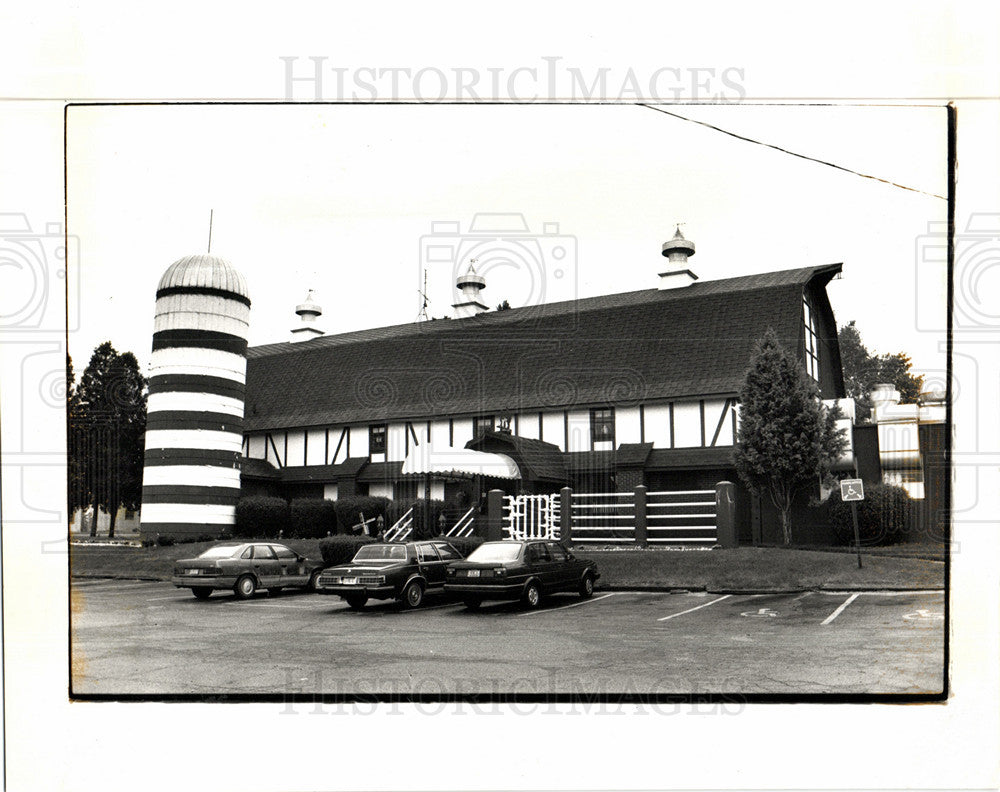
[597,584,945,595]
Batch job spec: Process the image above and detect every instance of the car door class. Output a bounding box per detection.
[416,543,447,589]
[525,542,557,588]
[545,541,575,590]
[271,544,308,585]
[250,544,282,588]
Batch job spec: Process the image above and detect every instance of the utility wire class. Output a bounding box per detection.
[639,104,946,201]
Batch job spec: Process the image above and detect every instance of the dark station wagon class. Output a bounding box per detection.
[445,540,600,610]
[171,542,326,600]
[315,540,465,609]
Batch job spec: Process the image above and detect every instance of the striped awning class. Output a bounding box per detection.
[400,444,520,479]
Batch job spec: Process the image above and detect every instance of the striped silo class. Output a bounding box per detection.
[140,254,250,540]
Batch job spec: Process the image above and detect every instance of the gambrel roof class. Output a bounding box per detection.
[243,264,843,432]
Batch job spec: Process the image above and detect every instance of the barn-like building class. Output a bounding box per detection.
[228,229,857,545]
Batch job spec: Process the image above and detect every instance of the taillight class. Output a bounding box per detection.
[493,568,506,577]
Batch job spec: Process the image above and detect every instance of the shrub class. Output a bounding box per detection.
[235,496,290,538]
[289,498,339,538]
[156,535,175,546]
[828,482,914,545]
[334,496,391,534]
[385,499,416,528]
[435,534,484,557]
[318,534,378,565]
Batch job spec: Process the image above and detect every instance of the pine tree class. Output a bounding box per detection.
[734,329,847,545]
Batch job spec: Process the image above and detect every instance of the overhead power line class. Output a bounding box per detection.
[639,104,946,201]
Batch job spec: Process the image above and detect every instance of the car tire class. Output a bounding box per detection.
[191,587,212,600]
[579,572,595,599]
[522,580,542,609]
[234,575,257,600]
[402,580,424,609]
[345,593,367,609]
[462,598,481,611]
[308,570,323,591]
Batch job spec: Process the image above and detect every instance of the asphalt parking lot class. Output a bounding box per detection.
[70,579,945,697]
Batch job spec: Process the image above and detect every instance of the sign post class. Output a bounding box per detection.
[840,478,865,569]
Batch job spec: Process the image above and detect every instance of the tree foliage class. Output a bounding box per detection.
[838,321,924,420]
[71,341,147,537]
[734,329,847,545]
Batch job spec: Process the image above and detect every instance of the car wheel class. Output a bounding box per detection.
[234,575,257,600]
[345,593,367,609]
[308,570,323,591]
[522,581,542,609]
[463,598,481,611]
[579,572,595,599]
[191,587,212,600]
[402,580,424,609]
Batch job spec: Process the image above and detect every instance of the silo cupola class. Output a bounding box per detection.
[659,226,698,290]
[452,261,488,318]
[291,289,324,342]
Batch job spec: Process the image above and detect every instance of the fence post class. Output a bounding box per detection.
[560,487,572,543]
[634,484,647,548]
[715,481,737,547]
[486,489,504,541]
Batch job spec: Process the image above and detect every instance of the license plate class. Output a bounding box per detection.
[186,569,201,576]
[466,570,480,577]
[342,577,358,585]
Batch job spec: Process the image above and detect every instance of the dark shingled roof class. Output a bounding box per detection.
[244,265,840,431]
[466,431,567,482]
[240,457,280,479]
[617,443,654,466]
[646,447,735,469]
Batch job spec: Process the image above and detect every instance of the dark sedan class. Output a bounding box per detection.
[315,540,465,609]
[171,542,326,599]
[445,540,599,610]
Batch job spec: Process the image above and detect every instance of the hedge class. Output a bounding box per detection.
[828,482,914,545]
[235,496,289,539]
[318,534,379,565]
[289,498,339,538]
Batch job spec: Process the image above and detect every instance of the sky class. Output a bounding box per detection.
[65,103,949,383]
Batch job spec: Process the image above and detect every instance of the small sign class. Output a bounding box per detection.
[840,479,865,502]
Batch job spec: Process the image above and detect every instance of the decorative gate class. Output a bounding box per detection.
[503,494,560,540]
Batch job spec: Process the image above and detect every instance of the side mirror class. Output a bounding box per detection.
[297,555,305,562]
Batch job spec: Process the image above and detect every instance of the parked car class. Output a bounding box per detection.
[315,540,465,609]
[444,540,599,610]
[171,542,326,600]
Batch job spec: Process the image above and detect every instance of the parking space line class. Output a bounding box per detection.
[657,594,731,622]
[821,593,860,625]
[518,592,617,617]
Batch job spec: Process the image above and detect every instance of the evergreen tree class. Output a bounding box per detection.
[734,329,847,545]
[75,342,147,538]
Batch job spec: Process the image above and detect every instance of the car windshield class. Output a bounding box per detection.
[197,545,244,559]
[466,543,522,563]
[353,544,408,561]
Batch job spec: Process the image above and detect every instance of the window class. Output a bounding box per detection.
[803,297,820,382]
[369,424,387,454]
[547,542,568,562]
[271,545,297,559]
[252,545,277,560]
[527,543,551,563]
[433,543,461,561]
[474,415,494,437]
[417,544,441,562]
[590,407,615,444]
